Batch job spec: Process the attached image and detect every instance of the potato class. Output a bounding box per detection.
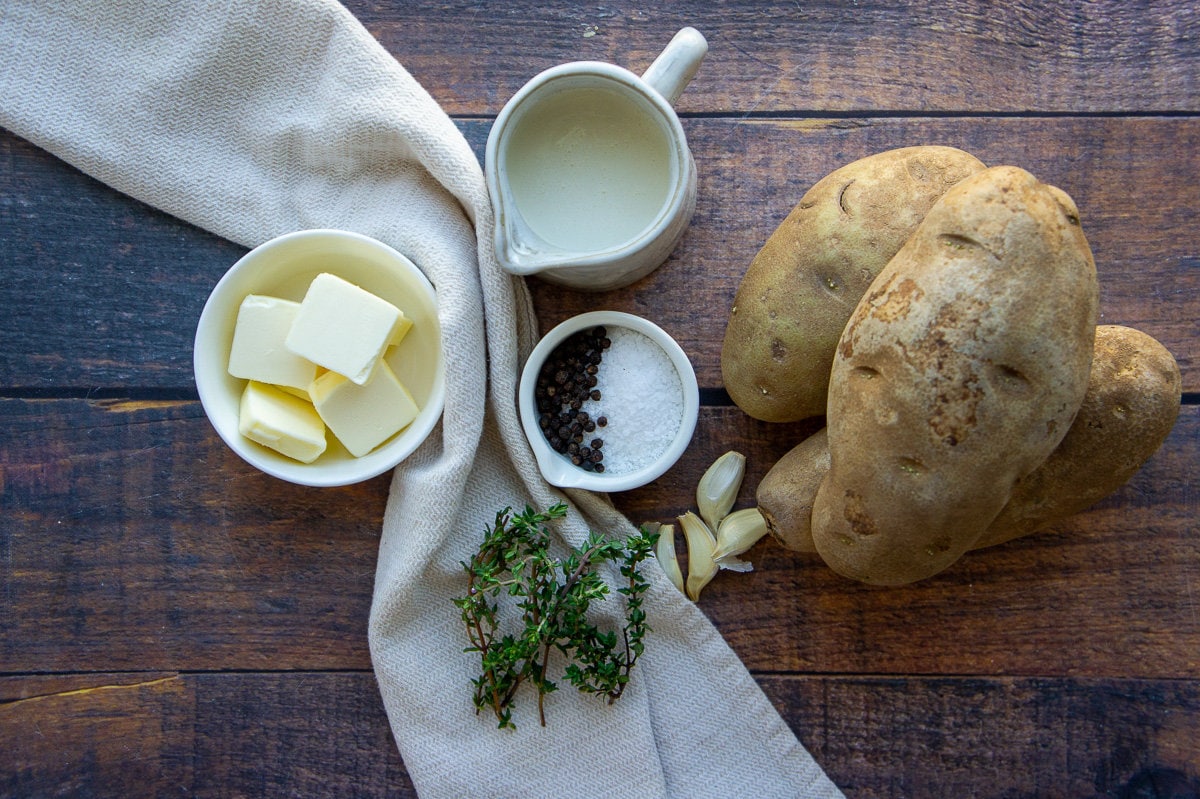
[974,324,1182,548]
[811,165,1098,586]
[758,327,1181,559]
[720,146,986,423]
[756,428,826,554]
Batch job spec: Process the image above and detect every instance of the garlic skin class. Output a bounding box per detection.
[714,554,754,572]
[653,523,685,594]
[678,511,718,601]
[712,506,770,561]
[696,451,747,531]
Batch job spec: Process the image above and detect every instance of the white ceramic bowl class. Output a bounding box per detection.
[194,229,445,487]
[519,311,699,492]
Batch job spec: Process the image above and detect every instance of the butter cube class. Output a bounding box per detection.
[389,313,414,348]
[227,295,317,393]
[285,273,403,385]
[238,381,327,464]
[310,362,420,457]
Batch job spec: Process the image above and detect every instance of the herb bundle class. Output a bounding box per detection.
[454,502,659,729]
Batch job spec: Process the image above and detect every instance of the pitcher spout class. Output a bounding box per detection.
[492,202,573,276]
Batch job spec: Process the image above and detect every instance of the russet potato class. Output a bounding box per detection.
[974,324,1182,548]
[757,326,1181,566]
[720,146,986,423]
[811,166,1099,586]
[755,428,825,554]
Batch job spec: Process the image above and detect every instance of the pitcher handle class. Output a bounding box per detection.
[640,27,708,106]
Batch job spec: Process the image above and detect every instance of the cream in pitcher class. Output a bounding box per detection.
[504,85,674,253]
[486,27,708,291]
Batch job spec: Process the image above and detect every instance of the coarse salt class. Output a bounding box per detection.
[583,326,684,475]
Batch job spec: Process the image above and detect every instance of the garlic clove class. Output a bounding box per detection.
[653,523,685,594]
[679,511,718,601]
[712,506,770,561]
[696,450,747,531]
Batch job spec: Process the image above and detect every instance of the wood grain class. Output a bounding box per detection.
[0,672,194,797]
[3,397,1195,680]
[769,675,1200,799]
[2,1,1198,795]
[0,397,384,673]
[3,671,1197,798]
[349,1,1200,115]
[2,117,1197,392]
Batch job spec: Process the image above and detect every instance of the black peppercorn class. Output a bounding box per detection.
[533,326,620,473]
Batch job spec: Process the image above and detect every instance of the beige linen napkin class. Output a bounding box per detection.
[1,1,844,796]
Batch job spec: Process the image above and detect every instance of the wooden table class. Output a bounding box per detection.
[3,2,1198,796]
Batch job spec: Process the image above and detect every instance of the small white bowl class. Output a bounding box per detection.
[519,311,699,492]
[194,229,445,487]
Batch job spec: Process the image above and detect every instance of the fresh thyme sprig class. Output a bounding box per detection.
[453,502,659,729]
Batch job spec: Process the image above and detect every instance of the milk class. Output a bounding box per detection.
[504,86,675,252]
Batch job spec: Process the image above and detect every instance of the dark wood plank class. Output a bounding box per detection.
[191,672,414,798]
[768,675,1200,798]
[3,671,1197,798]
[350,1,1200,115]
[0,133,244,392]
[3,117,1198,392]
[2,1,1197,795]
[0,672,416,799]
[0,397,384,672]
[0,672,194,797]
[3,397,1195,680]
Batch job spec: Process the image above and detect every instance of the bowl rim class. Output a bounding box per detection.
[518,310,699,492]
[193,228,445,487]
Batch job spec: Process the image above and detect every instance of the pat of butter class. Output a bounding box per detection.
[238,381,327,464]
[310,361,420,457]
[389,313,414,348]
[286,273,404,385]
[227,295,317,393]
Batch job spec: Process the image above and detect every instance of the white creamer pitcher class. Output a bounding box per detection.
[485,27,708,291]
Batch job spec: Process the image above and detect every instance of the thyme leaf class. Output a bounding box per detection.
[453,502,658,729]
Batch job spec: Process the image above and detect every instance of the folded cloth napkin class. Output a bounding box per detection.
[1,1,844,796]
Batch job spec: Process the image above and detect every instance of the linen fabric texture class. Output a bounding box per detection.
[1,2,844,797]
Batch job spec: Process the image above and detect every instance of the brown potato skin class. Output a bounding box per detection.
[720,146,986,423]
[756,326,1181,560]
[812,166,1099,586]
[974,324,1182,548]
[756,428,826,553]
